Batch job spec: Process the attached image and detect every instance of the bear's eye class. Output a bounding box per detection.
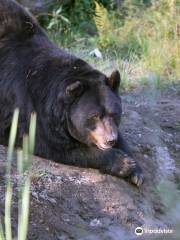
[87,114,100,125]
[91,114,100,121]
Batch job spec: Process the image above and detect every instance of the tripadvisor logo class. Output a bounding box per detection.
[135,227,143,236]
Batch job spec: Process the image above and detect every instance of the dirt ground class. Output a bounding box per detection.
[0,84,180,240]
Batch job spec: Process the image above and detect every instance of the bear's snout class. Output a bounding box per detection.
[88,117,118,150]
[105,138,117,147]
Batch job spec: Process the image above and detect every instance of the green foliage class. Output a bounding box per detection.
[64,0,96,33]
[93,0,180,83]
[46,6,70,31]
[42,0,179,88]
[39,0,113,37]
[94,2,116,48]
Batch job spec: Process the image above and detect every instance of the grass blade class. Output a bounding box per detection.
[28,113,36,157]
[6,108,19,174]
[18,178,31,240]
[17,150,23,175]
[18,112,36,240]
[4,183,12,240]
[5,109,19,240]
[0,219,5,240]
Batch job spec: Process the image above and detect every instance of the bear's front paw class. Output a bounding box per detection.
[111,156,136,178]
[110,156,144,187]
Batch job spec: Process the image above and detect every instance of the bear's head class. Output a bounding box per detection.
[65,65,122,150]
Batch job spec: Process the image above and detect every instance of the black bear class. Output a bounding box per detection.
[0,0,143,186]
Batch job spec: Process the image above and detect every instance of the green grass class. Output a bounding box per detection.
[94,0,180,85]
[48,0,180,90]
[0,110,36,240]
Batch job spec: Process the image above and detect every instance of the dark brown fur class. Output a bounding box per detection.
[0,0,143,186]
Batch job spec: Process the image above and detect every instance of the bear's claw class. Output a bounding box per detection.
[130,172,144,187]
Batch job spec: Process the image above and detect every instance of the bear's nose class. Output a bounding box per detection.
[106,139,116,147]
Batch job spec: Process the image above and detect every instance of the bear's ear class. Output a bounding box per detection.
[66,81,83,98]
[107,70,121,92]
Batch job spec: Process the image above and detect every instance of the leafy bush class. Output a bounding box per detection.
[39,0,113,36]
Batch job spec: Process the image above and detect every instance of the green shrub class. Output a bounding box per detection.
[39,0,113,37]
